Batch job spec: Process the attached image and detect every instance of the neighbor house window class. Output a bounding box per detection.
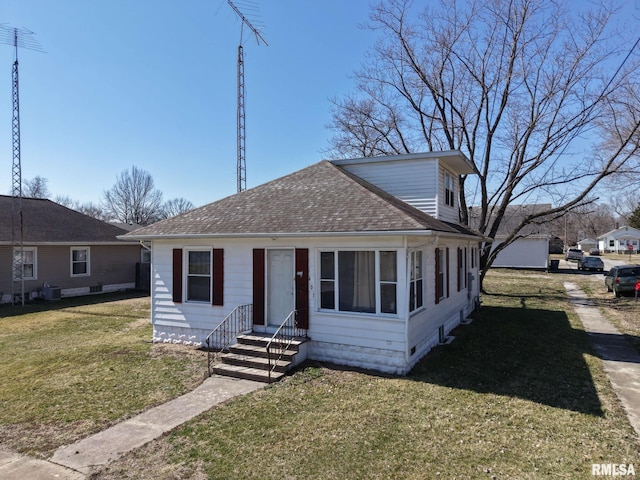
[70,247,90,277]
[187,249,211,302]
[13,247,37,280]
[609,240,615,247]
[319,250,397,315]
[444,172,455,207]
[409,250,423,313]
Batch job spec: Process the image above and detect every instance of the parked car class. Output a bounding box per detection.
[578,256,604,272]
[589,248,600,256]
[565,248,583,261]
[604,265,640,297]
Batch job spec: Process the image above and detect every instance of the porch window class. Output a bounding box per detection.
[13,247,37,280]
[409,250,423,313]
[320,250,397,315]
[444,172,455,207]
[187,250,211,302]
[71,247,90,277]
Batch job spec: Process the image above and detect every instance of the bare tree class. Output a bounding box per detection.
[160,198,195,220]
[54,195,110,221]
[327,0,640,286]
[103,166,163,226]
[23,176,50,198]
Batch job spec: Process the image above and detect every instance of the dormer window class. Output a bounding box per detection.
[444,172,455,207]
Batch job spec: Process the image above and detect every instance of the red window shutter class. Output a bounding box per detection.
[212,248,224,306]
[435,248,440,305]
[253,249,265,325]
[295,248,309,330]
[172,248,182,304]
[457,248,461,292]
[446,248,450,298]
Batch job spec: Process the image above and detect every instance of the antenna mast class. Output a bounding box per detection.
[0,25,44,305]
[227,1,267,193]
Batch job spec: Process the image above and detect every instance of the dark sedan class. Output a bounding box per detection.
[578,256,604,272]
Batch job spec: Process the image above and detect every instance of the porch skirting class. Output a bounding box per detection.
[308,340,408,375]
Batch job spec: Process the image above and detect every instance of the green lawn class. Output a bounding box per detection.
[0,292,207,457]
[93,271,639,479]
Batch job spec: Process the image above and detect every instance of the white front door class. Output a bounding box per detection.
[267,249,295,327]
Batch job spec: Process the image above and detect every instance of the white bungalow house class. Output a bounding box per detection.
[598,226,640,254]
[123,151,484,379]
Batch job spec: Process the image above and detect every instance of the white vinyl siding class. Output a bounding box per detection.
[340,159,439,217]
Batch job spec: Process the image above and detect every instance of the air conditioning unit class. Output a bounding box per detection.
[43,285,61,301]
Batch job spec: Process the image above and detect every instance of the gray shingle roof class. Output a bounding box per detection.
[125,160,481,239]
[0,195,129,244]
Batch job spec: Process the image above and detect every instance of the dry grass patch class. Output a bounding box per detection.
[577,275,640,354]
[0,293,207,458]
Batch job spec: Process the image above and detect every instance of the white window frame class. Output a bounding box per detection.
[409,249,424,313]
[13,246,37,280]
[70,247,90,277]
[444,171,455,208]
[318,249,398,316]
[185,248,212,303]
[437,247,447,301]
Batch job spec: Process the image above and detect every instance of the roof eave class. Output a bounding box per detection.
[121,229,486,241]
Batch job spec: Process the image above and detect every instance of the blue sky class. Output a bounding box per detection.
[0,1,376,207]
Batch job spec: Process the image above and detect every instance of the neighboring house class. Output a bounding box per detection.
[0,196,143,303]
[577,238,597,252]
[123,151,484,375]
[598,226,640,253]
[470,204,552,270]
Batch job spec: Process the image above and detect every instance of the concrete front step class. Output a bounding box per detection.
[229,342,297,361]
[221,352,291,372]
[211,333,309,383]
[237,333,307,350]
[212,364,285,383]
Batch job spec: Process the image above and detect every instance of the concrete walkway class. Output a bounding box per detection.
[0,375,264,479]
[565,282,640,439]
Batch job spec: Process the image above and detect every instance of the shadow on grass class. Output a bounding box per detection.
[410,305,605,416]
[0,290,149,319]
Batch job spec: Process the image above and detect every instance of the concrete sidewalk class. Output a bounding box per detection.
[565,282,640,439]
[0,375,264,479]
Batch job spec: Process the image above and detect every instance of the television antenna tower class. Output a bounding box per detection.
[0,25,44,305]
[227,1,267,193]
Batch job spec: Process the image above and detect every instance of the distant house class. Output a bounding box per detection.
[123,151,484,376]
[0,196,143,303]
[470,204,552,270]
[577,238,598,252]
[598,226,640,254]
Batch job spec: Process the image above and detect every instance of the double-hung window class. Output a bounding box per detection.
[187,249,211,302]
[71,247,90,276]
[409,250,423,313]
[444,172,455,207]
[13,247,37,280]
[320,250,397,315]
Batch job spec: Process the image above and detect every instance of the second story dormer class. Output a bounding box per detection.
[331,151,475,224]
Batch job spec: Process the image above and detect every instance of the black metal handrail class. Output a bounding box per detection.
[266,310,307,383]
[205,304,253,376]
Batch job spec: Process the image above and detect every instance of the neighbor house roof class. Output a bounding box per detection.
[598,226,640,239]
[0,195,131,244]
[124,160,483,240]
[468,203,554,238]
